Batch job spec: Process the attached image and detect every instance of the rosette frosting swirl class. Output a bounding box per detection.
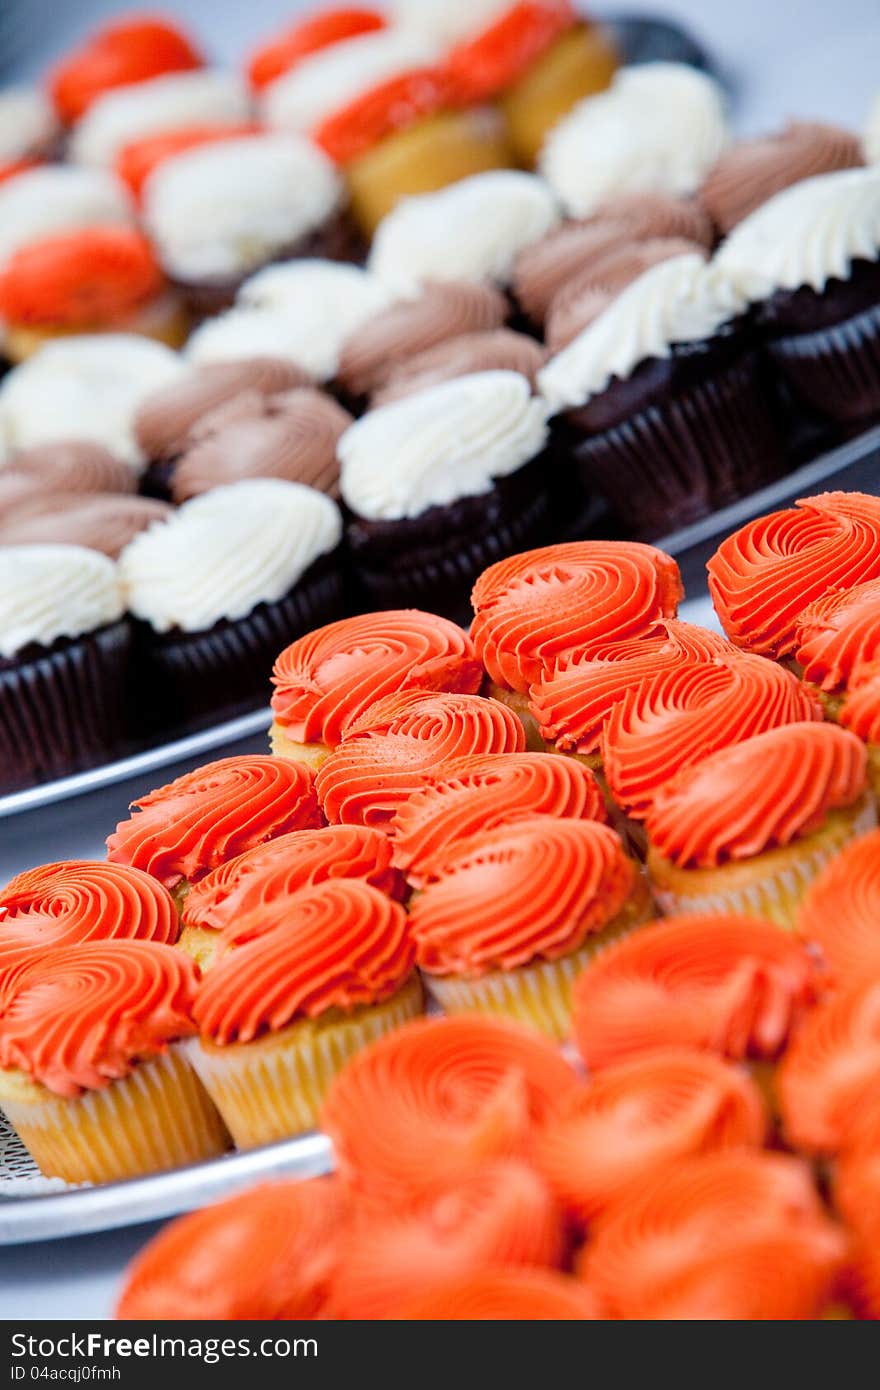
[798,829,880,987]
[841,660,880,743]
[471,541,683,693]
[0,494,172,557]
[373,329,545,407]
[0,941,198,1097]
[106,756,322,888]
[10,440,136,493]
[400,1268,599,1321]
[571,915,820,1072]
[409,818,635,976]
[707,492,880,657]
[321,1015,581,1204]
[193,880,415,1043]
[270,609,482,747]
[603,657,821,819]
[795,579,880,691]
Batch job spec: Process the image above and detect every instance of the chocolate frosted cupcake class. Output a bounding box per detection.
[0,544,130,792]
[374,329,545,406]
[339,370,555,616]
[0,495,172,557]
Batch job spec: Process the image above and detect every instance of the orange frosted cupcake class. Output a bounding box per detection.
[580,1151,846,1320]
[646,723,874,926]
[409,818,652,1039]
[118,1178,346,1319]
[49,16,203,124]
[535,1049,767,1229]
[840,659,880,796]
[179,824,404,968]
[400,1266,598,1320]
[187,880,421,1146]
[797,828,880,987]
[834,1150,880,1318]
[106,755,322,910]
[315,691,524,829]
[0,941,227,1184]
[269,609,482,766]
[391,752,606,887]
[794,578,880,711]
[321,1014,581,1205]
[571,914,820,1074]
[707,492,880,659]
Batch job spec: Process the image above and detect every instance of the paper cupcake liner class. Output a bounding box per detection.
[268,721,332,768]
[648,794,878,929]
[0,621,132,795]
[184,975,424,1149]
[768,300,880,423]
[0,1047,229,1185]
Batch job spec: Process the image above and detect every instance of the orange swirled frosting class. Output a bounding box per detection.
[798,829,880,988]
[117,1178,346,1320]
[834,1151,880,1320]
[579,1151,845,1321]
[707,492,880,658]
[390,752,606,886]
[409,818,635,976]
[571,914,820,1072]
[0,941,198,1097]
[646,722,868,868]
[841,660,880,744]
[328,1160,562,1319]
[794,580,880,692]
[106,756,322,888]
[535,1049,766,1228]
[603,657,822,820]
[321,1014,582,1205]
[193,880,415,1043]
[529,620,735,756]
[400,1267,599,1321]
[271,609,483,748]
[315,692,525,828]
[182,824,404,933]
[471,541,684,693]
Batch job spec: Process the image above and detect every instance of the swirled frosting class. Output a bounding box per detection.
[410,817,636,975]
[9,441,136,493]
[248,10,387,91]
[0,544,123,657]
[571,914,820,1072]
[336,280,507,397]
[400,1268,599,1320]
[603,657,822,820]
[182,824,404,933]
[470,540,683,694]
[0,89,57,162]
[0,941,198,1097]
[840,660,880,744]
[707,492,880,658]
[386,0,512,45]
[106,755,322,888]
[536,1049,766,1226]
[374,329,546,406]
[118,479,341,633]
[368,171,561,294]
[714,166,880,300]
[70,70,250,168]
[271,609,482,747]
[0,495,172,558]
[49,16,204,125]
[539,63,729,218]
[391,753,606,886]
[339,371,549,521]
[315,691,525,828]
[194,880,415,1041]
[321,1014,581,1203]
[0,166,133,269]
[798,828,880,988]
[795,580,880,691]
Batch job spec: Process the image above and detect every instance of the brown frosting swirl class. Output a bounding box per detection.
[700,122,864,234]
[336,281,508,398]
[0,472,50,518]
[11,441,136,495]
[0,494,172,557]
[374,330,546,407]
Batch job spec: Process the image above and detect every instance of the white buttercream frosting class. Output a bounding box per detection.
[261,27,439,133]
[0,166,133,268]
[0,88,57,162]
[865,93,880,165]
[339,369,549,520]
[368,171,561,293]
[0,336,184,468]
[69,70,251,167]
[539,63,729,217]
[0,544,124,658]
[118,479,342,633]
[714,166,880,300]
[143,134,341,281]
[538,254,745,411]
[388,0,511,45]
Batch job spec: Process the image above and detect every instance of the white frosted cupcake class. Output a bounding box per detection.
[0,88,58,175]
[0,165,133,271]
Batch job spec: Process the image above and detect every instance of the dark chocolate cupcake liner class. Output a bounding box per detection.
[0,621,132,795]
[767,300,880,424]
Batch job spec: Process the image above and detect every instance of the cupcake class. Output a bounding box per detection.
[117,479,344,727]
[0,494,172,558]
[839,660,880,796]
[247,8,386,93]
[571,914,821,1074]
[339,371,556,615]
[48,16,203,125]
[409,817,653,1039]
[321,1014,582,1204]
[646,723,875,925]
[0,165,134,275]
[794,579,880,712]
[0,941,227,1184]
[0,544,129,793]
[186,880,422,1146]
[797,828,880,988]
[269,609,482,766]
[0,88,58,183]
[373,328,546,406]
[714,167,880,421]
[399,1267,598,1320]
[106,754,322,906]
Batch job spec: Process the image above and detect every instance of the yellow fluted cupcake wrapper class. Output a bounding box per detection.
[268,721,330,769]
[0,1047,229,1185]
[184,975,424,1150]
